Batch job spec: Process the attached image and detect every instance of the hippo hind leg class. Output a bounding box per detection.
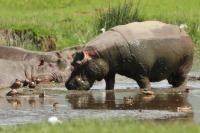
[167,73,186,87]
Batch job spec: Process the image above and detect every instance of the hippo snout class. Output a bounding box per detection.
[65,77,91,90]
[65,82,76,90]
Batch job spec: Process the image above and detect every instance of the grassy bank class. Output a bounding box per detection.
[0,0,200,49]
[0,0,121,49]
[0,119,199,133]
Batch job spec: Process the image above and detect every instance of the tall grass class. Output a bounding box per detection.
[94,1,143,33]
[0,0,200,62]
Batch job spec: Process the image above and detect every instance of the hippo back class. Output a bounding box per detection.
[84,21,193,70]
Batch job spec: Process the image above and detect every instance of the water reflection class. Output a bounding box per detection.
[66,90,191,112]
[5,96,46,109]
[0,88,197,126]
[6,98,21,109]
[4,90,192,112]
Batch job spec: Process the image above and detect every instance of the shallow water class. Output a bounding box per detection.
[0,73,200,126]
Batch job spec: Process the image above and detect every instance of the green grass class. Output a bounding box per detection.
[94,1,143,34]
[0,0,200,63]
[0,119,199,133]
[0,0,121,49]
[0,0,200,50]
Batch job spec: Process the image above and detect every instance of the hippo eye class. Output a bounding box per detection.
[49,63,53,67]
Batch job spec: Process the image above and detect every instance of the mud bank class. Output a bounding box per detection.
[0,29,56,51]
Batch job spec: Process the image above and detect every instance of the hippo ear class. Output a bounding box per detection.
[84,46,98,57]
[76,52,85,60]
[74,47,98,65]
[39,59,44,66]
[56,52,62,58]
[71,52,85,66]
[86,59,109,81]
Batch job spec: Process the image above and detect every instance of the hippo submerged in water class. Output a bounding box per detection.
[0,58,71,88]
[65,21,194,91]
[0,46,69,65]
[0,46,83,88]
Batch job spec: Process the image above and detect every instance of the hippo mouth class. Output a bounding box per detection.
[51,72,66,83]
[65,77,93,90]
[36,73,66,83]
[66,82,91,91]
[36,74,54,82]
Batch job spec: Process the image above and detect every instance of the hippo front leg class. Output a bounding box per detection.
[136,76,154,95]
[136,76,151,90]
[104,74,115,90]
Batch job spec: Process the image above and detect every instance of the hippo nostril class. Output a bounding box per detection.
[66,82,75,90]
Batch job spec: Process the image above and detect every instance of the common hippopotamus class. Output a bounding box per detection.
[0,59,70,88]
[0,46,82,63]
[65,21,194,91]
[0,46,62,62]
[0,45,83,88]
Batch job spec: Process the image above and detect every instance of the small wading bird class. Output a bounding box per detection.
[35,78,41,85]
[6,79,22,96]
[22,79,30,87]
[28,81,36,88]
[6,89,19,96]
[10,79,22,89]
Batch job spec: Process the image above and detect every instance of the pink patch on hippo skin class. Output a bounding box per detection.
[83,51,92,60]
[66,53,73,60]
[74,51,91,65]
[84,47,99,57]
[82,47,98,61]
[76,60,84,65]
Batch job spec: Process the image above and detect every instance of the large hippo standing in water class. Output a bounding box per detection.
[65,21,194,91]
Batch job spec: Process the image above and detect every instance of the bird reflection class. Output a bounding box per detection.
[6,96,45,109]
[6,98,21,109]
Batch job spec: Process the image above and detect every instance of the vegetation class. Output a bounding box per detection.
[94,1,143,33]
[0,0,122,49]
[0,0,200,51]
[0,119,199,133]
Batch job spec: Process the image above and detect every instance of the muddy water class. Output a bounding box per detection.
[0,73,200,126]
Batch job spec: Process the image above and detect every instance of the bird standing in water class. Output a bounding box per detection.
[10,79,22,89]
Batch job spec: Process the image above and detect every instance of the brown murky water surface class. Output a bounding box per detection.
[0,72,200,126]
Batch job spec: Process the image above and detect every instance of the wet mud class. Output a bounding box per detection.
[0,74,200,126]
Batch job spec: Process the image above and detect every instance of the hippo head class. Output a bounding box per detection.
[34,55,72,83]
[65,48,109,90]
